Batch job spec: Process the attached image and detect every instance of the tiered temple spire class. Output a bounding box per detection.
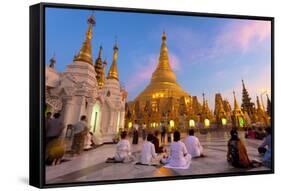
[95,46,105,86]
[73,15,96,65]
[107,42,119,80]
[241,80,255,116]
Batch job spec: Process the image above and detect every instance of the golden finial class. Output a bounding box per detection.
[162,31,167,41]
[73,14,96,65]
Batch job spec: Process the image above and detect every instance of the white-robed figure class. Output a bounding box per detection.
[107,131,133,163]
[140,134,157,165]
[184,129,204,158]
[162,131,191,169]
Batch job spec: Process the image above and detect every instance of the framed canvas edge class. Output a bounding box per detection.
[29,2,275,189]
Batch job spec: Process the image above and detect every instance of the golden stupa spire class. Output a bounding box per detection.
[256,96,263,111]
[107,41,119,80]
[74,15,96,65]
[233,91,240,110]
[135,32,189,101]
[95,46,104,87]
[151,31,177,83]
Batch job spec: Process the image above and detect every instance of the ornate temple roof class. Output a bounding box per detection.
[135,32,190,101]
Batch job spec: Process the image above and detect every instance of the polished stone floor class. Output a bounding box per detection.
[46,130,270,184]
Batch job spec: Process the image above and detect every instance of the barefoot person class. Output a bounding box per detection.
[140,134,157,165]
[184,129,204,158]
[161,131,192,169]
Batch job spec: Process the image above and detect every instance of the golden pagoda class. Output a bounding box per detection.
[135,32,190,102]
[127,32,191,129]
[107,42,119,81]
[74,15,96,65]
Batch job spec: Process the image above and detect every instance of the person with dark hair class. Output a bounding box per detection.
[184,129,204,158]
[152,131,164,153]
[139,134,157,165]
[258,127,272,167]
[227,129,257,168]
[46,112,64,146]
[161,131,191,168]
[71,115,89,156]
[132,120,139,144]
[107,131,133,163]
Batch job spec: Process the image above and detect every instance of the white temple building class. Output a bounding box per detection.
[45,15,127,145]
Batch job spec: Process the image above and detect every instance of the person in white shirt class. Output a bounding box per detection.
[107,131,133,163]
[161,131,191,168]
[184,129,204,158]
[140,134,157,165]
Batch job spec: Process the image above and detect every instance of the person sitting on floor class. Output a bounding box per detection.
[152,131,164,153]
[106,131,133,163]
[227,129,261,168]
[258,127,272,168]
[184,129,204,158]
[161,131,192,169]
[139,134,157,165]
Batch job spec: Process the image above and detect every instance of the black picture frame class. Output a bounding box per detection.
[30,2,274,188]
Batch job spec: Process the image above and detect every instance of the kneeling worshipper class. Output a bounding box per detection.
[106,131,134,163]
[161,131,192,169]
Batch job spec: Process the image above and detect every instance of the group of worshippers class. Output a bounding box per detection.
[45,112,93,165]
[107,126,272,170]
[106,128,205,169]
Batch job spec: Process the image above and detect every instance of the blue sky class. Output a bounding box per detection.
[45,7,271,110]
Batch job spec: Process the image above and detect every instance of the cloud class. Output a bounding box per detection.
[214,20,271,53]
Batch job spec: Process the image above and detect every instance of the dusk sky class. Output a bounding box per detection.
[45,7,271,110]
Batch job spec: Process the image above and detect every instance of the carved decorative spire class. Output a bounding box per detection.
[107,41,119,80]
[233,91,240,110]
[256,96,263,111]
[95,46,104,86]
[73,15,96,65]
[48,55,56,68]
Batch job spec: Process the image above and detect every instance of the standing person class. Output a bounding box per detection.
[142,123,147,141]
[139,134,157,165]
[258,127,272,167]
[71,115,89,156]
[161,131,192,168]
[132,120,139,144]
[160,121,166,144]
[46,113,64,146]
[227,129,258,168]
[152,131,164,153]
[167,122,172,143]
[107,131,133,163]
[184,129,204,158]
